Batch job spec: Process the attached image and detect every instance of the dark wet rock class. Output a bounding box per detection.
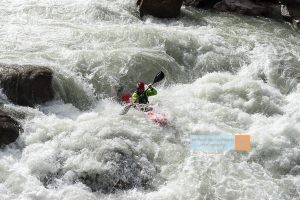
[0,109,21,146]
[0,64,54,107]
[213,0,263,16]
[78,149,159,193]
[281,4,291,20]
[184,0,300,29]
[183,0,202,7]
[293,19,300,28]
[287,4,300,19]
[280,2,300,27]
[137,0,142,6]
[184,0,222,8]
[138,0,184,18]
[281,0,300,6]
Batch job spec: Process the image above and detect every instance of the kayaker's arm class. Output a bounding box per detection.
[146,88,157,96]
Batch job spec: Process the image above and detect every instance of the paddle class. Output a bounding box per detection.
[120,71,165,115]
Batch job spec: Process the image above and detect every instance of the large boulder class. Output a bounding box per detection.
[0,109,20,146]
[0,64,54,107]
[138,0,184,18]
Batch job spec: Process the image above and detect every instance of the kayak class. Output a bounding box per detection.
[120,83,168,125]
[146,111,168,125]
[120,97,169,125]
[132,104,169,125]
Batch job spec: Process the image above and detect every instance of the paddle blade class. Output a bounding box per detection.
[120,104,132,115]
[153,71,165,84]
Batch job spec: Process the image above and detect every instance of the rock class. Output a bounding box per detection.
[0,109,21,146]
[214,0,266,16]
[286,4,300,19]
[281,0,300,5]
[184,0,206,7]
[138,0,184,18]
[0,64,54,107]
[293,19,300,28]
[281,5,290,17]
[283,1,300,28]
[184,0,300,30]
[264,3,282,20]
[184,0,222,8]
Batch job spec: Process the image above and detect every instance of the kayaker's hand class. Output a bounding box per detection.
[148,84,153,89]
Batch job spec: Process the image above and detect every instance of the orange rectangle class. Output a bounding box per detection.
[235,135,250,151]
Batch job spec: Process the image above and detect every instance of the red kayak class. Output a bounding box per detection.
[146,111,168,125]
[131,103,169,125]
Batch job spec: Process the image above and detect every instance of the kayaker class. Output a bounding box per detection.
[131,81,157,106]
[120,71,165,115]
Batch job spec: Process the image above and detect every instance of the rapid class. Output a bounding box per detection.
[0,0,300,199]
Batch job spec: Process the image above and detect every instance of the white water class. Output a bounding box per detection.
[0,0,300,199]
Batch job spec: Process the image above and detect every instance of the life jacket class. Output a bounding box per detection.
[136,91,149,104]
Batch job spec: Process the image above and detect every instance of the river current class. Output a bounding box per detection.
[0,0,300,199]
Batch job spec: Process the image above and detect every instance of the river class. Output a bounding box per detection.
[0,0,300,199]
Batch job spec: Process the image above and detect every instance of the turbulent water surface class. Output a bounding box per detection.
[1,0,300,199]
